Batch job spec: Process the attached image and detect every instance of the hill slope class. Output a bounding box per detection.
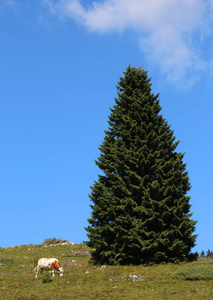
[0,242,213,299]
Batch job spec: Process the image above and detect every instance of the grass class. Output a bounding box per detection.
[0,242,212,299]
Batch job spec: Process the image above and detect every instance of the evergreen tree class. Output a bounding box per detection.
[85,66,197,265]
[206,249,213,257]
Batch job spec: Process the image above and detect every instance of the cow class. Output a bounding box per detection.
[34,258,64,278]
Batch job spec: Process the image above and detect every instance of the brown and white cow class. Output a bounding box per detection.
[34,258,64,278]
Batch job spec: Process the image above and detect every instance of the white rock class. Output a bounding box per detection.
[129,274,138,279]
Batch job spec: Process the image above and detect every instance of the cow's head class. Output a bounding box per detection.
[58,267,64,277]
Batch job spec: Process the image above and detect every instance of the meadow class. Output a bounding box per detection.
[0,240,212,299]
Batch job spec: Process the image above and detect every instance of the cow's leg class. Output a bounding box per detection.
[51,269,55,277]
[40,268,43,277]
[35,267,39,279]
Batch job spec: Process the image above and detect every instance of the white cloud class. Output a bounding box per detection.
[43,0,213,86]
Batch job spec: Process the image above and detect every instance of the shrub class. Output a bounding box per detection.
[172,263,213,280]
[41,273,53,283]
[43,237,68,245]
[43,237,58,245]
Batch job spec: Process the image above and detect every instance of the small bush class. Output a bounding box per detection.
[41,273,53,283]
[43,237,58,245]
[43,237,68,245]
[173,263,213,280]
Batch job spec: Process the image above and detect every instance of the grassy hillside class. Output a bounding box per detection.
[0,241,213,299]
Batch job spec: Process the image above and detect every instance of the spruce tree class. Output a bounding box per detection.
[85,66,197,265]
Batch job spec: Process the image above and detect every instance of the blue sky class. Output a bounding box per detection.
[0,0,212,254]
